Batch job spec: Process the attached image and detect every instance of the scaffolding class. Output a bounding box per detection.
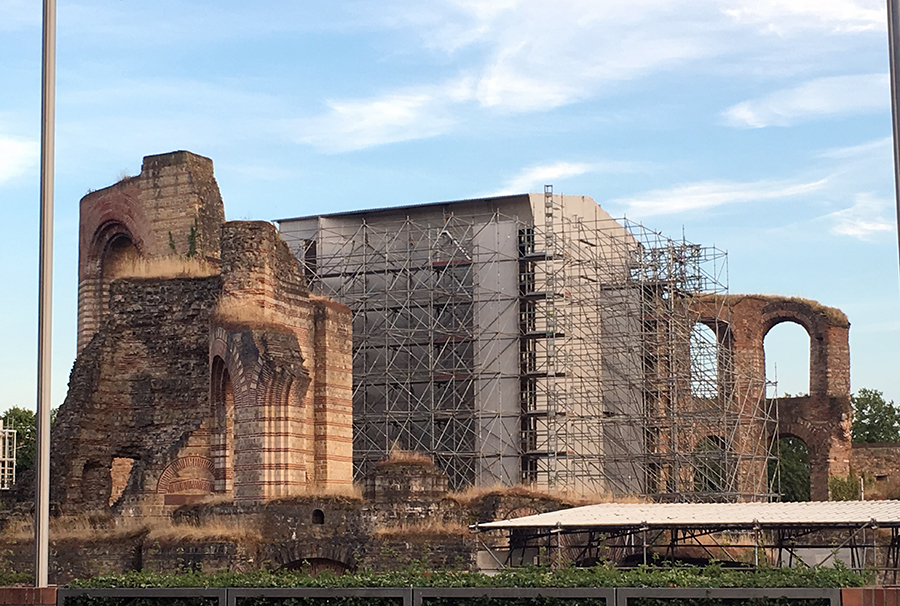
[0,419,15,490]
[279,192,773,499]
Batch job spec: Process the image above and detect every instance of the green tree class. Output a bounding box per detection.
[851,388,900,443]
[1,407,58,474]
[2,407,36,472]
[768,437,810,501]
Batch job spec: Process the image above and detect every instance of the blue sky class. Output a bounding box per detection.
[0,0,897,412]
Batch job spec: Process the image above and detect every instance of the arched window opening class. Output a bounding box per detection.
[690,323,718,399]
[768,436,810,502]
[694,436,727,493]
[764,322,810,398]
[312,509,325,524]
[102,232,140,279]
[211,356,235,494]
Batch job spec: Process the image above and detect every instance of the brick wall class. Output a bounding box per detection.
[692,295,852,500]
[0,587,57,606]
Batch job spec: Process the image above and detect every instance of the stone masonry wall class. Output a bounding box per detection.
[51,277,222,515]
[77,151,225,353]
[851,443,900,498]
[216,221,353,497]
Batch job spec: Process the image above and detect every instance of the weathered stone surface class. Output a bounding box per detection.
[38,151,353,516]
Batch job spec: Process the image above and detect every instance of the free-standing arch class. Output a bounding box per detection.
[691,295,852,501]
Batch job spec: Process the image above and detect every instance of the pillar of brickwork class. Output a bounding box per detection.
[312,297,354,490]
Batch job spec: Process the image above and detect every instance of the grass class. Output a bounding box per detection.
[266,483,365,505]
[1,514,260,544]
[2,513,146,543]
[375,448,435,468]
[108,256,219,280]
[373,519,470,539]
[146,517,261,544]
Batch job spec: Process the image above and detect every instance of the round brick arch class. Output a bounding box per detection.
[156,456,216,495]
[80,185,155,277]
[690,295,852,500]
[760,304,820,397]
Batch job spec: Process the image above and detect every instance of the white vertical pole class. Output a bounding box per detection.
[36,0,56,589]
[887,0,900,280]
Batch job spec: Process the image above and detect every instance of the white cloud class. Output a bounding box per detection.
[818,136,892,159]
[288,86,464,153]
[722,74,889,128]
[614,177,828,216]
[491,160,644,195]
[292,0,887,151]
[0,136,38,184]
[722,0,884,34]
[826,193,894,238]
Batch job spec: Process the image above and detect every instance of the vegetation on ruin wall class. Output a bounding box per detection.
[67,562,871,589]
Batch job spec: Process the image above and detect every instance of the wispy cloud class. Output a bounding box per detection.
[825,193,894,238]
[288,84,467,153]
[490,160,644,195]
[0,136,38,184]
[614,177,828,216]
[722,74,889,128]
[290,0,887,151]
[817,136,891,159]
[722,0,883,34]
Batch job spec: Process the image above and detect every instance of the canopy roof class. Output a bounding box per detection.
[476,500,900,531]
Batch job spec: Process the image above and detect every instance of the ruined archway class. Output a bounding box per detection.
[769,435,811,502]
[157,456,215,505]
[764,319,811,398]
[689,295,852,501]
[211,355,235,494]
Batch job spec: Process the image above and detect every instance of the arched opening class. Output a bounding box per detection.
[211,356,234,494]
[690,323,718,399]
[102,232,140,279]
[694,435,727,493]
[764,321,810,398]
[312,509,325,524]
[768,436,810,501]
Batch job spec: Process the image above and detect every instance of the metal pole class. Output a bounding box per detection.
[35,0,56,589]
[887,0,900,280]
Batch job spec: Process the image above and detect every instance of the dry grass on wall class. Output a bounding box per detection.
[1,514,260,544]
[2,514,146,543]
[108,256,219,280]
[146,517,261,544]
[376,448,435,467]
[373,519,470,539]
